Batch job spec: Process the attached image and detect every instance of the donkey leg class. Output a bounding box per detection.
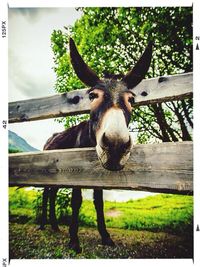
[49,187,60,231]
[38,187,49,230]
[93,189,115,246]
[68,188,82,253]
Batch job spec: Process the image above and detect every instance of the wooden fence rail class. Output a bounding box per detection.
[9,142,193,194]
[9,72,192,123]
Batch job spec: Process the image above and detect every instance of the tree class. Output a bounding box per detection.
[51,7,193,142]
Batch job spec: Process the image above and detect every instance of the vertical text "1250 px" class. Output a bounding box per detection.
[1,21,6,38]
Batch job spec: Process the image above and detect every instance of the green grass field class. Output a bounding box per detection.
[9,187,193,234]
[9,187,193,259]
[9,223,193,259]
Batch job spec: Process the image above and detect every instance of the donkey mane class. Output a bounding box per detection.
[103,71,124,80]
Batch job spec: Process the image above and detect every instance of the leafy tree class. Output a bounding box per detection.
[51,7,192,142]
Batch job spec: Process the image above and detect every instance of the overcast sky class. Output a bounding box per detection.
[8,8,82,150]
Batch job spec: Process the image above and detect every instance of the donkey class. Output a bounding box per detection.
[39,38,152,253]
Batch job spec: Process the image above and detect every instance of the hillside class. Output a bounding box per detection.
[9,130,39,152]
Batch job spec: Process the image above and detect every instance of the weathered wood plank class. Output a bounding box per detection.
[9,72,193,123]
[9,141,193,194]
[132,72,193,106]
[8,88,90,123]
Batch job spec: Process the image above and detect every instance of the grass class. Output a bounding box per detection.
[9,188,193,234]
[9,188,193,259]
[9,223,193,259]
[79,194,193,234]
[9,187,38,223]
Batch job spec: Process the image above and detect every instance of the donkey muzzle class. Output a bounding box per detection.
[96,133,132,171]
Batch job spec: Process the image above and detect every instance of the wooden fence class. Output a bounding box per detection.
[9,72,193,194]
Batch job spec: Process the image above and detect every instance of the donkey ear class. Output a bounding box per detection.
[123,42,153,89]
[69,38,100,87]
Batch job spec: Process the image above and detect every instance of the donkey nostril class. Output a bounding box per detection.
[101,132,110,148]
[124,136,131,150]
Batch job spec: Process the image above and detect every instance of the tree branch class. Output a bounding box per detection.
[171,102,192,141]
[181,99,193,128]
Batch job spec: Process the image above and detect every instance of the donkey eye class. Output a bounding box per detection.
[89,92,98,101]
[128,97,135,105]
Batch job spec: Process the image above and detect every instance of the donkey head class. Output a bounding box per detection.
[69,38,152,171]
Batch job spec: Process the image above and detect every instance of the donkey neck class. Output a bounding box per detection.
[44,120,96,150]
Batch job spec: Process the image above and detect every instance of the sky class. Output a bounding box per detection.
[8,8,82,150]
